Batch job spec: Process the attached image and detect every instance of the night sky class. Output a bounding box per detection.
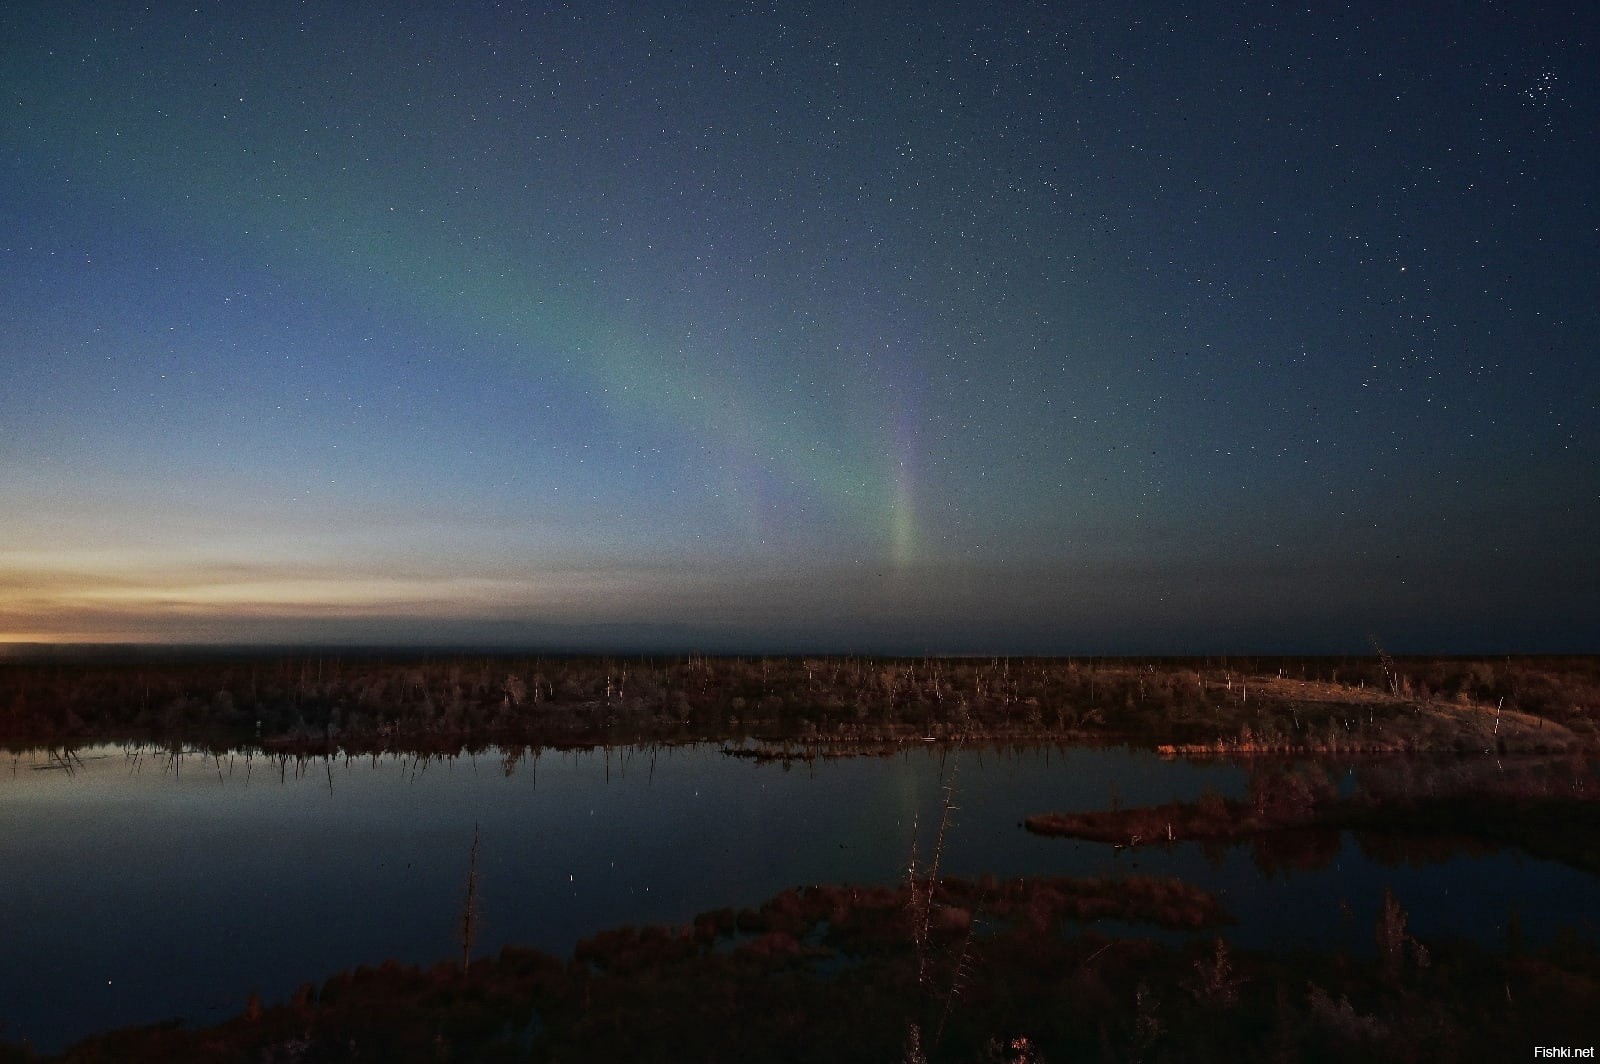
[2,2,1596,653]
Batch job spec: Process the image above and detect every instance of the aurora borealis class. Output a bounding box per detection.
[2,3,1595,652]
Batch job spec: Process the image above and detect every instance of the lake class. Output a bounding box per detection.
[2,741,1595,1053]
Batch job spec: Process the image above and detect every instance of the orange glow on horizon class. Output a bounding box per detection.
[0,543,727,644]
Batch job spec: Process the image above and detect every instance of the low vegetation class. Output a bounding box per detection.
[1027,756,1600,875]
[10,878,1595,1063]
[2,652,1596,754]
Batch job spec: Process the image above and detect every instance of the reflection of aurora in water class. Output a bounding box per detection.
[2,743,1597,1053]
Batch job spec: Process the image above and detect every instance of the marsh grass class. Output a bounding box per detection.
[460,822,482,975]
[904,766,983,1056]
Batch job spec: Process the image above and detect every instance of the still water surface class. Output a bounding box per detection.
[1,743,1594,1052]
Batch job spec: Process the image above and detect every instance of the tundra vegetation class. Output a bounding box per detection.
[2,653,1596,755]
[1027,755,1600,877]
[2,653,1597,1060]
[8,876,1596,1062]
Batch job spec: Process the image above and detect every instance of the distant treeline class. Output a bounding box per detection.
[1,653,1596,753]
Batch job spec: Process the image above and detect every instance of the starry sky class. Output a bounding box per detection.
[2,2,1596,653]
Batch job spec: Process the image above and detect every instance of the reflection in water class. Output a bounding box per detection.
[0,743,1595,1053]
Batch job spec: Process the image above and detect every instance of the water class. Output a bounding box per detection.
[1,743,1594,1053]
